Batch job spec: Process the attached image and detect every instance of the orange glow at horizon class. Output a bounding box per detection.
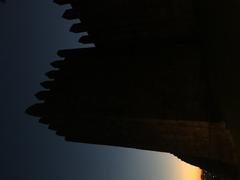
[178,161,202,180]
[173,157,202,180]
[161,154,202,180]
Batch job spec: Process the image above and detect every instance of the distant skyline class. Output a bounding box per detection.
[0,1,202,180]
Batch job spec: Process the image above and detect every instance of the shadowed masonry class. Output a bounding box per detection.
[26,0,240,179]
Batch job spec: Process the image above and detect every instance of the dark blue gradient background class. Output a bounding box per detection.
[0,1,193,180]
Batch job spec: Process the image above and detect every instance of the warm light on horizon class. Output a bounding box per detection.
[173,156,202,180]
[150,152,202,180]
[178,162,202,180]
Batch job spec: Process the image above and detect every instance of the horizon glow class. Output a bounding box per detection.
[171,155,202,180]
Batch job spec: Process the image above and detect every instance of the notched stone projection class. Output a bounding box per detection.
[26,0,239,179]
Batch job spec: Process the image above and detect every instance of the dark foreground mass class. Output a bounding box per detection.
[26,0,240,179]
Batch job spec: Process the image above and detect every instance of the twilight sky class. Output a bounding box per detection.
[0,1,201,180]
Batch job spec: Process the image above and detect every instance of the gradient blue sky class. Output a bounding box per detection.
[0,1,201,180]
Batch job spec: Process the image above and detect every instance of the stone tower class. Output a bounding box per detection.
[26,0,240,179]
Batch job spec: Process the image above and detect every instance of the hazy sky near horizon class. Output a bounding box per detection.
[0,1,201,180]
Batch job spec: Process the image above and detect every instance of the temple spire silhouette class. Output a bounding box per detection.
[26,0,239,179]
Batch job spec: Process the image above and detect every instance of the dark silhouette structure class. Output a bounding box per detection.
[26,0,240,179]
